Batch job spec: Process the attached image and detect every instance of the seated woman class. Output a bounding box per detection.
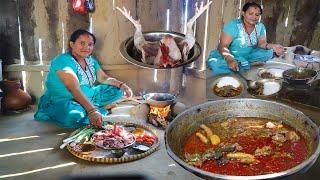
[207,2,284,75]
[34,29,133,128]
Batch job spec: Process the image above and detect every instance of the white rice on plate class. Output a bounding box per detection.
[266,68,285,78]
[216,77,241,88]
[263,81,281,95]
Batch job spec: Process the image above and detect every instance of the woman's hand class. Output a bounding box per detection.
[226,58,239,71]
[120,83,133,98]
[270,44,285,56]
[96,69,134,98]
[88,110,102,128]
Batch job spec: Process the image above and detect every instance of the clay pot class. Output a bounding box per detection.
[0,79,31,112]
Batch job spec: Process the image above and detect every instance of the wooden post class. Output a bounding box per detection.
[0,0,20,65]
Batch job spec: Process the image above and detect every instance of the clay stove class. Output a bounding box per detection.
[131,94,186,129]
[148,104,174,128]
[142,92,180,128]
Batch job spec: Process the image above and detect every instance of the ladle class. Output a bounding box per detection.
[233,70,255,88]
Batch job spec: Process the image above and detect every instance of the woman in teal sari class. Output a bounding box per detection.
[207,2,285,75]
[34,29,133,128]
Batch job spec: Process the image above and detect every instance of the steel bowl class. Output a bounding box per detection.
[119,31,201,69]
[165,99,320,180]
[143,92,176,107]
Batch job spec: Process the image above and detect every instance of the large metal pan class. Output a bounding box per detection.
[165,98,320,180]
[283,67,318,85]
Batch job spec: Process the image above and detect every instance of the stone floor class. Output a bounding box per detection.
[0,74,206,180]
[1,69,320,180]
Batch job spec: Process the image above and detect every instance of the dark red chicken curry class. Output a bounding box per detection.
[183,117,309,176]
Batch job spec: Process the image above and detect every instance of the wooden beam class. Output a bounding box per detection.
[3,64,139,72]
[3,64,50,72]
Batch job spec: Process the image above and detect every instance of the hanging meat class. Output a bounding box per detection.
[116,1,212,68]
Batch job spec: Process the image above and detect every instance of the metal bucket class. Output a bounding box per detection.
[119,31,201,95]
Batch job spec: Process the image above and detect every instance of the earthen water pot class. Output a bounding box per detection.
[1,79,31,111]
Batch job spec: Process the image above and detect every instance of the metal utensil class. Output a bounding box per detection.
[306,72,319,85]
[119,31,201,69]
[233,70,255,88]
[283,67,318,85]
[165,98,320,180]
[143,92,176,107]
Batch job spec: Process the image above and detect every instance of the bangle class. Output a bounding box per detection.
[88,108,97,115]
[119,82,125,88]
[265,43,269,50]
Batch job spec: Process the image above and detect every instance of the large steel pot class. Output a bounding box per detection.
[119,31,201,95]
[165,99,320,180]
[119,31,201,69]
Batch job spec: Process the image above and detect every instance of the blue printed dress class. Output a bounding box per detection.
[207,19,274,75]
[34,52,123,128]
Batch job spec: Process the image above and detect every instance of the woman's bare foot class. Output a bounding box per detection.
[251,61,266,67]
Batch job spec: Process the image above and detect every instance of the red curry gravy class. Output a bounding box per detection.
[183,117,309,176]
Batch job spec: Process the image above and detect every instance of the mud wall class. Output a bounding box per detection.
[0,0,319,99]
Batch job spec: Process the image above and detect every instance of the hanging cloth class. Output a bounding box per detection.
[85,0,95,12]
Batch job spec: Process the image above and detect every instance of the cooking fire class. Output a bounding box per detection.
[148,105,173,128]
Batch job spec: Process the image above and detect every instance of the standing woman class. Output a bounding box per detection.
[207,2,284,75]
[35,29,133,128]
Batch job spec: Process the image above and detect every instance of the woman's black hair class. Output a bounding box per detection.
[69,29,96,44]
[242,2,263,14]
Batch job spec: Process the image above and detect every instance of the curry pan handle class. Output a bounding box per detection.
[307,70,320,85]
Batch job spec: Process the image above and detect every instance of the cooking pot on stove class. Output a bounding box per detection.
[143,92,176,108]
[283,67,318,85]
[165,99,320,180]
